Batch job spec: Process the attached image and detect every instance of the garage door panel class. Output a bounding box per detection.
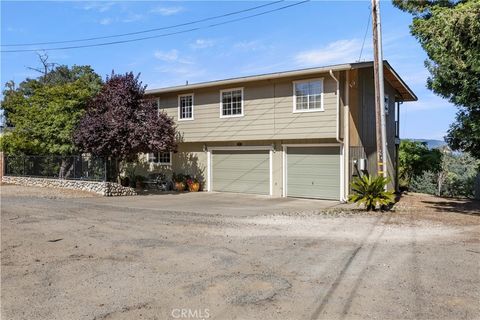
[287,147,340,200]
[212,150,270,195]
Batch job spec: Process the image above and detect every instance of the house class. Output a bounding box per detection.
[142,61,417,201]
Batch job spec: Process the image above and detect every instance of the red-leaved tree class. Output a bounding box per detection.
[74,72,176,179]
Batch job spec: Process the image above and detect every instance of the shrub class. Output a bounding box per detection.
[410,171,438,195]
[349,175,395,211]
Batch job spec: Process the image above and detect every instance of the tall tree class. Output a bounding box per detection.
[73,72,177,179]
[393,0,480,158]
[0,62,103,154]
[399,140,442,187]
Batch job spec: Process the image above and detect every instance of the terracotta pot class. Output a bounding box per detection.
[174,181,186,192]
[188,182,200,192]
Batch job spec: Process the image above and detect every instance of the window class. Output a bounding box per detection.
[148,152,172,165]
[178,94,193,120]
[293,79,324,112]
[220,88,243,117]
[384,94,390,115]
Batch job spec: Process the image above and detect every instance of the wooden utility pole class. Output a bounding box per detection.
[371,0,388,179]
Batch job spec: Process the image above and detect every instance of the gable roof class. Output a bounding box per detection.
[145,60,417,102]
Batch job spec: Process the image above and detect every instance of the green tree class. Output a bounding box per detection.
[411,148,479,198]
[399,140,442,187]
[0,64,102,155]
[393,0,480,159]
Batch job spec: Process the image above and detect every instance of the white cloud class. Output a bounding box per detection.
[122,13,144,23]
[154,49,179,62]
[150,6,183,16]
[152,65,207,87]
[233,40,266,51]
[294,39,370,66]
[191,39,215,49]
[406,96,453,112]
[154,49,193,64]
[99,17,113,25]
[82,2,115,12]
[399,69,430,87]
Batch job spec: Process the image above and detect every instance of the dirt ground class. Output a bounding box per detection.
[1,185,479,320]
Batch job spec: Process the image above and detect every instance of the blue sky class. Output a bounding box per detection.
[1,1,457,140]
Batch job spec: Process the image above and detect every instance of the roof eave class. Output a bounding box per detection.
[145,60,417,102]
[145,62,363,95]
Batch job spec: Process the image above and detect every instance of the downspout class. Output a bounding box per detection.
[329,70,345,202]
[329,70,342,144]
[344,71,350,200]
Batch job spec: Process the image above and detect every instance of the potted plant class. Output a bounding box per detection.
[172,173,186,192]
[135,175,145,189]
[186,176,201,192]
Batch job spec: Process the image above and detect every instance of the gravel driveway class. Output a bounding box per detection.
[1,185,479,320]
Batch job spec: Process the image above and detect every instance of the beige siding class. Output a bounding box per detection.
[155,75,338,142]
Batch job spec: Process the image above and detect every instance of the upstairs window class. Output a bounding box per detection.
[293,79,324,112]
[178,94,194,120]
[220,88,243,118]
[148,152,172,165]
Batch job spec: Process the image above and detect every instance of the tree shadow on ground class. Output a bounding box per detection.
[421,198,480,216]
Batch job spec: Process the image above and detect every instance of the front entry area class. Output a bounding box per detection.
[211,149,271,195]
[285,146,341,200]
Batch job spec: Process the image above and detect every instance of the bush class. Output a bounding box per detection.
[410,150,478,198]
[349,175,395,211]
[410,171,438,195]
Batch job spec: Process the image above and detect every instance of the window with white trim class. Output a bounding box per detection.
[221,88,243,117]
[178,94,193,120]
[148,152,172,165]
[293,79,324,112]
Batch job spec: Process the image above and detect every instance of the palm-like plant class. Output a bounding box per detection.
[348,175,395,211]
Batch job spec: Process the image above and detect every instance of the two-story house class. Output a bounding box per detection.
[143,61,416,201]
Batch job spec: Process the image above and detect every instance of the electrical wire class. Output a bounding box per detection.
[358,6,372,62]
[2,0,284,47]
[2,1,309,53]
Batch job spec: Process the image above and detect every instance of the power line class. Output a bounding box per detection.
[2,1,309,53]
[358,6,371,62]
[2,0,284,47]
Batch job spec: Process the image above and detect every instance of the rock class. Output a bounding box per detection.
[1,176,137,197]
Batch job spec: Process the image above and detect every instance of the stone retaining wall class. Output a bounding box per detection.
[1,176,137,196]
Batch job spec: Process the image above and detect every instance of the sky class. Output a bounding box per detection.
[1,0,458,140]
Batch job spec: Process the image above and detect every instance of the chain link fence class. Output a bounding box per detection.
[4,155,107,181]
